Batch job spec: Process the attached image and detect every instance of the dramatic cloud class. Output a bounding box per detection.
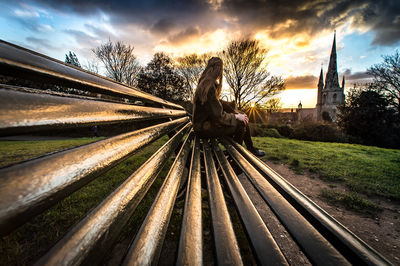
[167,26,201,45]
[341,68,373,85]
[33,0,211,27]
[284,68,374,90]
[285,75,318,90]
[221,0,400,46]
[151,18,176,34]
[23,0,399,49]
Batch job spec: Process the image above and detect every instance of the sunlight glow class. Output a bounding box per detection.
[278,89,317,108]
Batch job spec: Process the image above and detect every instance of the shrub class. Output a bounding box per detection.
[276,124,293,137]
[262,128,282,138]
[249,123,282,138]
[291,122,344,142]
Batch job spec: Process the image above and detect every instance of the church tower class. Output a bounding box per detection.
[316,32,345,121]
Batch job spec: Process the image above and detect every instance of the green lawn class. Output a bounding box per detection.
[1,136,399,264]
[0,138,104,168]
[0,136,172,265]
[253,137,400,199]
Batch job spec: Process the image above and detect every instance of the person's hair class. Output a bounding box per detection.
[194,57,223,104]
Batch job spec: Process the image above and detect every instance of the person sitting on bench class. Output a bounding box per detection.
[192,57,265,157]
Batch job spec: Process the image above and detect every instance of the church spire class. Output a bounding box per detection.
[324,31,340,90]
[318,67,324,87]
[341,75,345,89]
[317,66,324,106]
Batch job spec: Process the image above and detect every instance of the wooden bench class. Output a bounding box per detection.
[0,40,392,265]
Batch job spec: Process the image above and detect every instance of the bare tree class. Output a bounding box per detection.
[175,53,210,99]
[263,97,282,113]
[221,39,285,110]
[83,59,99,74]
[367,50,400,114]
[92,40,140,87]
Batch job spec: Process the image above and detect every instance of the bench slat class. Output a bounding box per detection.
[35,123,191,266]
[177,137,203,266]
[222,139,350,266]
[229,139,393,266]
[212,140,288,266]
[203,141,243,266]
[0,117,189,236]
[122,131,193,266]
[0,40,183,110]
[0,86,186,135]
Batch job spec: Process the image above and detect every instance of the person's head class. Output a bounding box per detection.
[194,57,223,104]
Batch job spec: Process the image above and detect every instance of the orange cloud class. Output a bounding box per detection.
[285,75,318,90]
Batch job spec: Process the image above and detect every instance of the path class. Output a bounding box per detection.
[263,160,400,265]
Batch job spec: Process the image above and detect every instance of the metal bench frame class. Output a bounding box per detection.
[0,40,392,265]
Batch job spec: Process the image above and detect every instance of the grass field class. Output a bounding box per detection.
[253,137,400,200]
[1,136,399,264]
[0,136,172,265]
[0,137,105,168]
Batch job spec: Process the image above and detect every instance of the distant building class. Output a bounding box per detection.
[265,32,345,124]
[316,32,345,121]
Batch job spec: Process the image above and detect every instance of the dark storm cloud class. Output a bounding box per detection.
[33,0,209,25]
[167,26,201,44]
[31,0,400,46]
[221,0,400,45]
[151,18,176,34]
[342,69,372,84]
[285,75,318,89]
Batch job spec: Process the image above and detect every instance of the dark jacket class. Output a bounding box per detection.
[192,83,237,137]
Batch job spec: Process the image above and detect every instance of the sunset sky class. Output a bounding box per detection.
[1,0,399,108]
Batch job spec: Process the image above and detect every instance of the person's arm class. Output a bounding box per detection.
[235,113,249,124]
[208,88,238,127]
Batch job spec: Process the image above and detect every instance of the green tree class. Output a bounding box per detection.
[65,51,81,68]
[137,52,187,102]
[337,88,399,148]
[367,50,400,114]
[92,40,140,87]
[221,39,285,110]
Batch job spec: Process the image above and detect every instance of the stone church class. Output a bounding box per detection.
[266,33,346,124]
[316,32,345,121]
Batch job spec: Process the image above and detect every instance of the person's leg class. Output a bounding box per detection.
[242,123,266,157]
[243,123,254,149]
[199,124,236,139]
[233,121,246,144]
